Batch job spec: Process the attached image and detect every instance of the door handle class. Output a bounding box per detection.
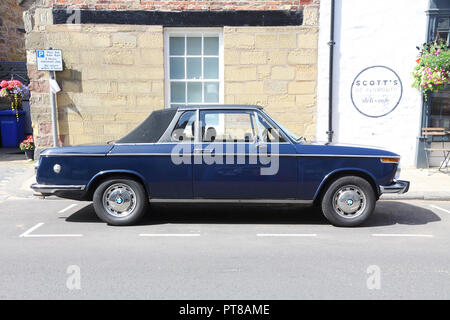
[193,148,214,154]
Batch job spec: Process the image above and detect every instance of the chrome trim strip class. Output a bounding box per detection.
[41,152,399,159]
[114,142,292,146]
[108,153,177,157]
[107,153,397,158]
[149,198,313,204]
[31,183,86,194]
[107,153,296,157]
[41,154,106,157]
[178,106,262,111]
[296,154,400,158]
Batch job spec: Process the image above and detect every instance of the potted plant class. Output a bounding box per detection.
[19,135,35,160]
[412,40,449,99]
[0,80,30,119]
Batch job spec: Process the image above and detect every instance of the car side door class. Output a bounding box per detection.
[192,109,298,199]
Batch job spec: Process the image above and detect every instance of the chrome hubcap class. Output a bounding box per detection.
[103,183,137,218]
[332,185,366,219]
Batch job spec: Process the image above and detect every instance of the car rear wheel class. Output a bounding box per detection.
[93,177,148,226]
[321,176,376,227]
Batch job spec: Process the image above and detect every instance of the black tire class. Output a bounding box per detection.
[93,177,148,226]
[321,176,376,227]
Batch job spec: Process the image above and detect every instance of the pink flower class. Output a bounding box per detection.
[0,80,7,88]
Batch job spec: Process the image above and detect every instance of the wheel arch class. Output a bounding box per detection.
[312,168,379,205]
[85,170,149,201]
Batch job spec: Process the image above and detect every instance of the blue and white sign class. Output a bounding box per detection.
[36,49,63,71]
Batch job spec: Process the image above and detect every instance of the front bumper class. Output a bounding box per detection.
[379,180,410,194]
[31,183,86,200]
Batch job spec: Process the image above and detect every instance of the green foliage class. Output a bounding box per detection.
[412,40,450,99]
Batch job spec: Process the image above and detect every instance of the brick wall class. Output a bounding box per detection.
[50,0,317,11]
[0,0,26,61]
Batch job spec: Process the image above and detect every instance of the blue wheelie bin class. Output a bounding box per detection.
[0,110,26,148]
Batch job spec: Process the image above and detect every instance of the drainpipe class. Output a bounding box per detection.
[49,70,58,147]
[327,0,336,143]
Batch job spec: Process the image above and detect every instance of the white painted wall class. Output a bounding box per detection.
[316,0,429,166]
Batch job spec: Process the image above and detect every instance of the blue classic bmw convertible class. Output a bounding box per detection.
[32,105,409,227]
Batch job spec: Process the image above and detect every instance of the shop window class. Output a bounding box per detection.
[165,29,223,108]
[436,17,450,42]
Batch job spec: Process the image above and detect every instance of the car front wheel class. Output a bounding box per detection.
[321,176,376,227]
[93,177,148,226]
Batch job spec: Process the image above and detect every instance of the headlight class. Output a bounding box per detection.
[53,164,62,174]
[394,162,401,179]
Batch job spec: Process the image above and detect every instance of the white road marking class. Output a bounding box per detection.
[19,222,83,238]
[58,203,78,214]
[430,204,450,214]
[19,223,44,237]
[139,233,201,237]
[372,234,434,238]
[256,233,317,237]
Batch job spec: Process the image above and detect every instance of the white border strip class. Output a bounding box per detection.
[139,233,201,237]
[19,223,83,238]
[19,223,44,237]
[58,204,78,214]
[256,233,317,237]
[430,204,450,214]
[372,234,433,238]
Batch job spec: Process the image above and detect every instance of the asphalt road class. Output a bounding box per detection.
[0,198,449,299]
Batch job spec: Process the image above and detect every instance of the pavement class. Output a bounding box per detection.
[0,148,35,203]
[381,167,450,200]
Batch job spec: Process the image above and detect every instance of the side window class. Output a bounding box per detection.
[200,111,257,143]
[171,111,196,142]
[257,114,287,143]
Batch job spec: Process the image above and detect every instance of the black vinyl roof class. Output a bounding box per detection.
[117,108,177,143]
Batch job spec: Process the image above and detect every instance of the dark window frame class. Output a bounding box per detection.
[423,3,450,136]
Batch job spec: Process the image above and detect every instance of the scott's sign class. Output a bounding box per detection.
[351,66,403,118]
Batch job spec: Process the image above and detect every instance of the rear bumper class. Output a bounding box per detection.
[380,180,410,194]
[31,183,86,200]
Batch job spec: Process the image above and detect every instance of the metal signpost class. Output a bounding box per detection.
[36,49,63,147]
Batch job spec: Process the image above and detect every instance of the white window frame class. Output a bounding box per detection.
[164,28,224,109]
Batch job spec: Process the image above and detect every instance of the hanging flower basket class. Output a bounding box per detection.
[0,80,30,121]
[0,95,23,111]
[412,40,450,99]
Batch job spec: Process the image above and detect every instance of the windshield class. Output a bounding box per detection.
[264,112,305,142]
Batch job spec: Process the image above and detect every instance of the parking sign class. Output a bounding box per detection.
[36,49,63,71]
